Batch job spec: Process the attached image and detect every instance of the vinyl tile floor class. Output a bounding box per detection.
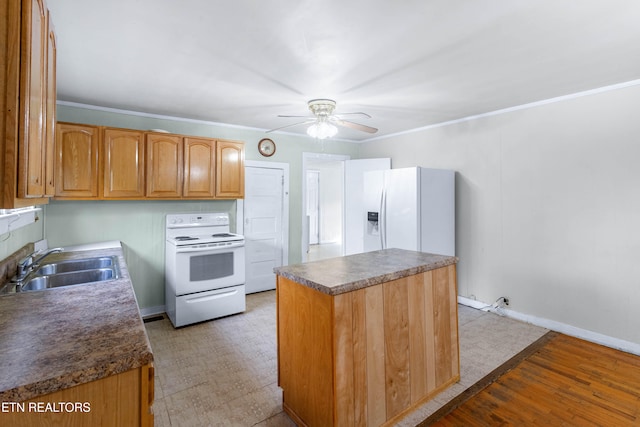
[145,291,548,426]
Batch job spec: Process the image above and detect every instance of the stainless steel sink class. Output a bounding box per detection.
[13,255,121,292]
[34,256,117,275]
[20,268,118,291]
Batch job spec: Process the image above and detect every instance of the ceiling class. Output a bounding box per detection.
[47,0,640,142]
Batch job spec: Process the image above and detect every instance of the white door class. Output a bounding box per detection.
[244,166,285,294]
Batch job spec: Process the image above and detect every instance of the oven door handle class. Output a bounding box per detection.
[175,242,244,253]
[185,289,240,303]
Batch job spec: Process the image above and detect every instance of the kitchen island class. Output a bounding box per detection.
[274,248,459,427]
[0,244,154,426]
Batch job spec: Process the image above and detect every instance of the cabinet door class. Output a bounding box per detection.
[215,140,244,198]
[44,11,56,196]
[17,0,48,198]
[55,123,99,198]
[146,133,183,198]
[184,137,216,198]
[103,128,145,198]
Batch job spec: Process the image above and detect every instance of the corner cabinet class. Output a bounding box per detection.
[1,0,57,208]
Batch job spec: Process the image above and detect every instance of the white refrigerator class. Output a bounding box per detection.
[363,167,455,256]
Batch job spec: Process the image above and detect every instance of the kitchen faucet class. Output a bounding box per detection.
[14,248,64,281]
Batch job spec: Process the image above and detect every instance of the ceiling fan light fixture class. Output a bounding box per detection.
[268,98,377,137]
[307,121,338,139]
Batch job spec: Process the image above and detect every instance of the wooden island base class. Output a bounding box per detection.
[276,254,459,427]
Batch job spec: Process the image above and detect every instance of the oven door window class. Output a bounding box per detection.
[190,252,234,281]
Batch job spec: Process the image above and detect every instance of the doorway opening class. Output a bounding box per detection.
[301,153,349,262]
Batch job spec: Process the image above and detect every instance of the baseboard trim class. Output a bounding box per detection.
[457,296,640,356]
[139,305,166,318]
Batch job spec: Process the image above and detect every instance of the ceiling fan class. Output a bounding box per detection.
[267,99,378,139]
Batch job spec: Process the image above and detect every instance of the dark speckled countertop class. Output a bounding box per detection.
[0,246,153,402]
[274,248,458,296]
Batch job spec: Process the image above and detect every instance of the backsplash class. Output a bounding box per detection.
[0,219,44,270]
[0,243,34,288]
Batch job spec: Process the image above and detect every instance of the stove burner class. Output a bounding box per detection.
[212,233,235,238]
[174,236,198,241]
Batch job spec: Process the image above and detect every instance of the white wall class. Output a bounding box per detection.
[360,83,640,345]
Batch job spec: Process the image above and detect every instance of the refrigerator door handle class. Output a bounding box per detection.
[380,186,387,249]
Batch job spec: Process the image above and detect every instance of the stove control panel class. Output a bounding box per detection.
[166,213,230,228]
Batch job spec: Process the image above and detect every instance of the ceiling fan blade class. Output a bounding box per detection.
[266,119,315,133]
[277,114,311,118]
[334,112,372,119]
[332,118,378,134]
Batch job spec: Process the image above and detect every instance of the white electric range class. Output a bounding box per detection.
[165,212,245,327]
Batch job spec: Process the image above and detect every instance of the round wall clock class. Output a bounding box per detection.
[258,138,276,157]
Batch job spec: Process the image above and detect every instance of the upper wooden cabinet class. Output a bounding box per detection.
[184,137,216,198]
[1,0,57,208]
[18,0,48,198]
[147,135,243,199]
[103,128,145,198]
[146,135,243,199]
[55,123,100,198]
[146,133,183,198]
[216,140,245,199]
[44,11,56,196]
[53,124,245,200]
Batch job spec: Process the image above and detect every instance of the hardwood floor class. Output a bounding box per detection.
[426,332,640,426]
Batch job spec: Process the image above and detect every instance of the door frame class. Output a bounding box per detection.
[239,160,290,266]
